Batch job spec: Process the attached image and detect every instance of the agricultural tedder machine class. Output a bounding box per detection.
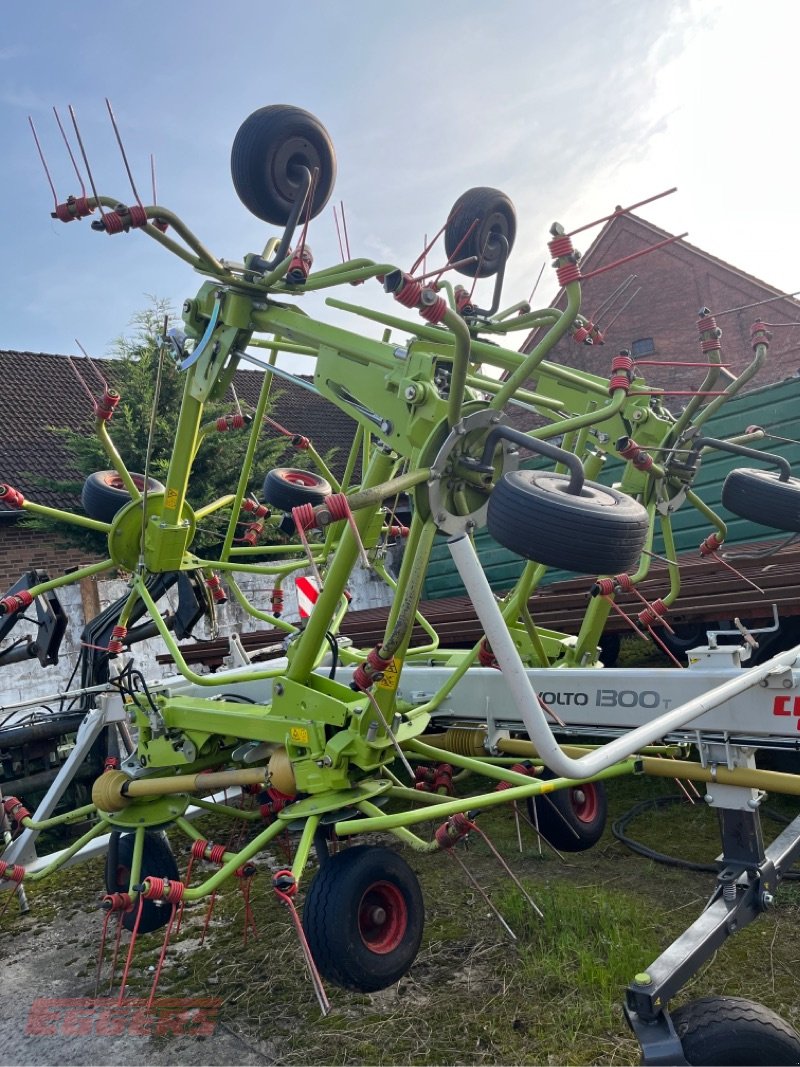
[3,102,800,1064]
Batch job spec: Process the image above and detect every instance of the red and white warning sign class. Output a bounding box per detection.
[295,575,320,619]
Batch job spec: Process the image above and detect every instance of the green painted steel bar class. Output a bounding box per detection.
[23,819,108,882]
[385,785,453,807]
[134,575,286,685]
[177,818,287,901]
[183,800,263,822]
[335,759,638,835]
[290,814,321,882]
[658,514,682,606]
[19,804,96,831]
[97,421,142,500]
[441,305,472,428]
[224,542,327,558]
[691,339,768,430]
[247,338,318,357]
[372,559,440,655]
[221,347,277,560]
[303,444,340,493]
[345,467,431,513]
[19,498,111,534]
[685,488,728,541]
[19,559,114,600]
[356,800,437,852]
[252,304,401,372]
[300,263,395,291]
[161,377,204,527]
[306,258,373,280]
[409,738,547,786]
[378,517,437,659]
[492,280,581,410]
[287,449,395,682]
[464,373,565,413]
[196,552,323,572]
[528,385,629,441]
[194,494,236,521]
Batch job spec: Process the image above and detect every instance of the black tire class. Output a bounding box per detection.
[722,468,800,532]
[231,105,336,225]
[81,471,165,524]
[444,187,516,278]
[526,770,607,851]
[262,467,332,512]
[302,845,424,992]
[487,470,649,574]
[105,831,180,933]
[672,996,800,1065]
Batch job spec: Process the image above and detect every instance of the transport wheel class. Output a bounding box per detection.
[672,996,800,1065]
[262,467,332,512]
[487,470,649,574]
[105,831,180,933]
[231,105,337,225]
[526,770,607,851]
[81,471,165,523]
[302,845,424,992]
[444,186,517,278]
[721,468,800,532]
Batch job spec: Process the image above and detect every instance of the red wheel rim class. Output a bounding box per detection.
[570,784,599,823]
[358,881,407,954]
[281,471,319,487]
[102,474,146,492]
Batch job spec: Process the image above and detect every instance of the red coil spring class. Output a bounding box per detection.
[454,286,475,315]
[54,196,94,222]
[104,756,119,771]
[0,861,25,883]
[235,862,257,879]
[327,494,351,522]
[191,839,227,864]
[273,869,297,896]
[259,786,292,821]
[101,892,133,913]
[387,524,410,538]
[270,588,284,616]
[593,577,617,597]
[142,877,185,903]
[751,321,771,349]
[618,438,653,471]
[701,337,722,352]
[495,762,536,791]
[127,205,148,229]
[589,325,605,345]
[4,797,30,824]
[241,520,266,546]
[697,314,718,333]
[609,353,634,395]
[205,573,227,603]
[478,638,498,668]
[548,235,575,258]
[102,211,125,235]
[614,573,634,592]
[108,624,127,655]
[434,811,474,850]
[0,590,33,616]
[394,274,423,309]
[573,325,591,344]
[638,598,668,627]
[556,262,582,286]
[241,499,269,518]
[291,434,310,450]
[700,531,724,556]
[0,485,25,509]
[95,388,120,422]
[152,217,169,233]
[419,293,447,324]
[352,645,394,691]
[292,502,316,531]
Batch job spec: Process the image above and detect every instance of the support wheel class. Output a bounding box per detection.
[672,996,800,1065]
[302,845,424,992]
[721,468,800,532]
[487,470,649,574]
[231,105,336,225]
[526,770,607,851]
[82,471,165,523]
[444,187,516,278]
[262,467,332,511]
[105,831,180,933]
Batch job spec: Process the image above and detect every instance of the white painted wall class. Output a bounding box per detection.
[0,562,394,709]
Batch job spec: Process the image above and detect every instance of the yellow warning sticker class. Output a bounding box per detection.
[290,726,309,745]
[377,658,401,690]
[165,488,179,510]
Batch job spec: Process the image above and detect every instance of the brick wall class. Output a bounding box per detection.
[0,524,105,589]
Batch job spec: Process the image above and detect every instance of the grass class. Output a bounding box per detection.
[3,771,800,1064]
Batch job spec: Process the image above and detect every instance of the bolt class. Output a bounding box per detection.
[274,683,284,697]
[404,385,418,402]
[704,793,714,805]
[183,300,192,313]
[633,973,652,987]
[760,891,775,910]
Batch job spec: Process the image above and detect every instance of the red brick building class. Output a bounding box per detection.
[523,212,800,393]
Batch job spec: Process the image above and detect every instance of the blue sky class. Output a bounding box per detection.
[1,1,797,370]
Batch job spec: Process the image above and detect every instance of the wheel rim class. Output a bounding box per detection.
[102,474,146,492]
[282,471,318,487]
[570,784,599,823]
[358,881,407,954]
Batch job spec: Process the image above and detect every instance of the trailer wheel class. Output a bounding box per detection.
[526,770,607,851]
[487,470,649,574]
[231,105,336,225]
[302,845,424,992]
[721,468,800,532]
[81,471,165,523]
[672,996,800,1065]
[105,831,180,933]
[262,467,332,512]
[444,187,517,278]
